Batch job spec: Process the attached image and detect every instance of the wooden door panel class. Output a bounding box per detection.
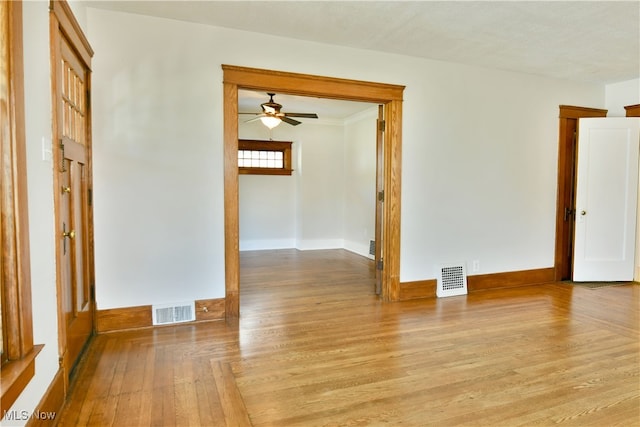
[51,0,94,384]
[59,136,92,377]
[71,158,90,313]
[61,40,86,147]
[59,162,73,319]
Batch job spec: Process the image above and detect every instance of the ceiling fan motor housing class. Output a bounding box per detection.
[241,93,319,126]
[261,93,282,115]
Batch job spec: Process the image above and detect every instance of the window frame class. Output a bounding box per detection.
[238,139,293,176]
[1,0,39,414]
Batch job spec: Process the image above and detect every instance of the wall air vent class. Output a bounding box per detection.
[152,301,196,325]
[436,264,468,298]
[369,240,376,256]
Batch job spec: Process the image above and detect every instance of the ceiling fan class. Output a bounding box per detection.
[240,93,318,128]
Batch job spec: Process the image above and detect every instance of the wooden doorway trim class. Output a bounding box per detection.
[0,0,41,413]
[222,65,405,318]
[625,104,640,118]
[626,104,640,281]
[553,105,607,281]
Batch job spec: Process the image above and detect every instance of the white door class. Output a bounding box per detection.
[573,117,640,281]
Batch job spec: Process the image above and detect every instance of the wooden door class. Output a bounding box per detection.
[51,1,94,383]
[573,117,640,281]
[555,118,578,280]
[554,106,607,281]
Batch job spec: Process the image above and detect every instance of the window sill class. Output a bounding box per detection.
[239,167,293,176]
[1,344,44,413]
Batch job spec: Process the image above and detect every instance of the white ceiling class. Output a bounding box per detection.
[86,0,640,118]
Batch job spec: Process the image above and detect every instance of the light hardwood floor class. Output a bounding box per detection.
[58,249,640,426]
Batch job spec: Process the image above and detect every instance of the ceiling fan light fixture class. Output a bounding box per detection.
[260,115,281,129]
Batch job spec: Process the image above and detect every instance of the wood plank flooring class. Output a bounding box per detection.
[57,249,640,426]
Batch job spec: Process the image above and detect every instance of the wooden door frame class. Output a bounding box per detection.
[50,0,94,385]
[375,105,384,295]
[553,105,607,281]
[0,0,41,413]
[626,104,640,281]
[222,65,404,318]
[625,104,640,117]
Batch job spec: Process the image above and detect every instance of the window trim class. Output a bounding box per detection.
[0,0,37,414]
[238,139,293,176]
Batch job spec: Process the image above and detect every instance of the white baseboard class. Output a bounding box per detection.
[239,238,374,260]
[296,239,344,251]
[239,239,296,251]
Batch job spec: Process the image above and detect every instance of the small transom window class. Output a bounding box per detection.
[238,139,293,175]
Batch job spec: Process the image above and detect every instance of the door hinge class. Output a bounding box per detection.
[88,188,93,206]
[377,260,384,270]
[564,207,575,221]
[378,120,386,132]
[378,190,384,202]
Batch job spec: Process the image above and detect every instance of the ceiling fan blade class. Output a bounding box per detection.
[281,116,301,126]
[284,113,318,119]
[241,93,313,126]
[244,114,266,124]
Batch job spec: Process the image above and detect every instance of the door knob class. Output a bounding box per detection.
[62,186,71,193]
[63,229,75,239]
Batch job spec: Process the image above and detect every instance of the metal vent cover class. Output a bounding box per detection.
[369,240,376,256]
[152,301,196,325]
[436,264,468,297]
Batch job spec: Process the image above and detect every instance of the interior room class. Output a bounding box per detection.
[2,1,639,425]
[237,90,378,255]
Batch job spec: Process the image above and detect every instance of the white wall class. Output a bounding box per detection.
[296,124,346,249]
[343,108,378,257]
[238,172,297,250]
[88,12,225,309]
[605,78,640,116]
[84,7,605,310]
[238,121,302,251]
[238,117,368,253]
[399,66,605,279]
[238,107,377,257]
